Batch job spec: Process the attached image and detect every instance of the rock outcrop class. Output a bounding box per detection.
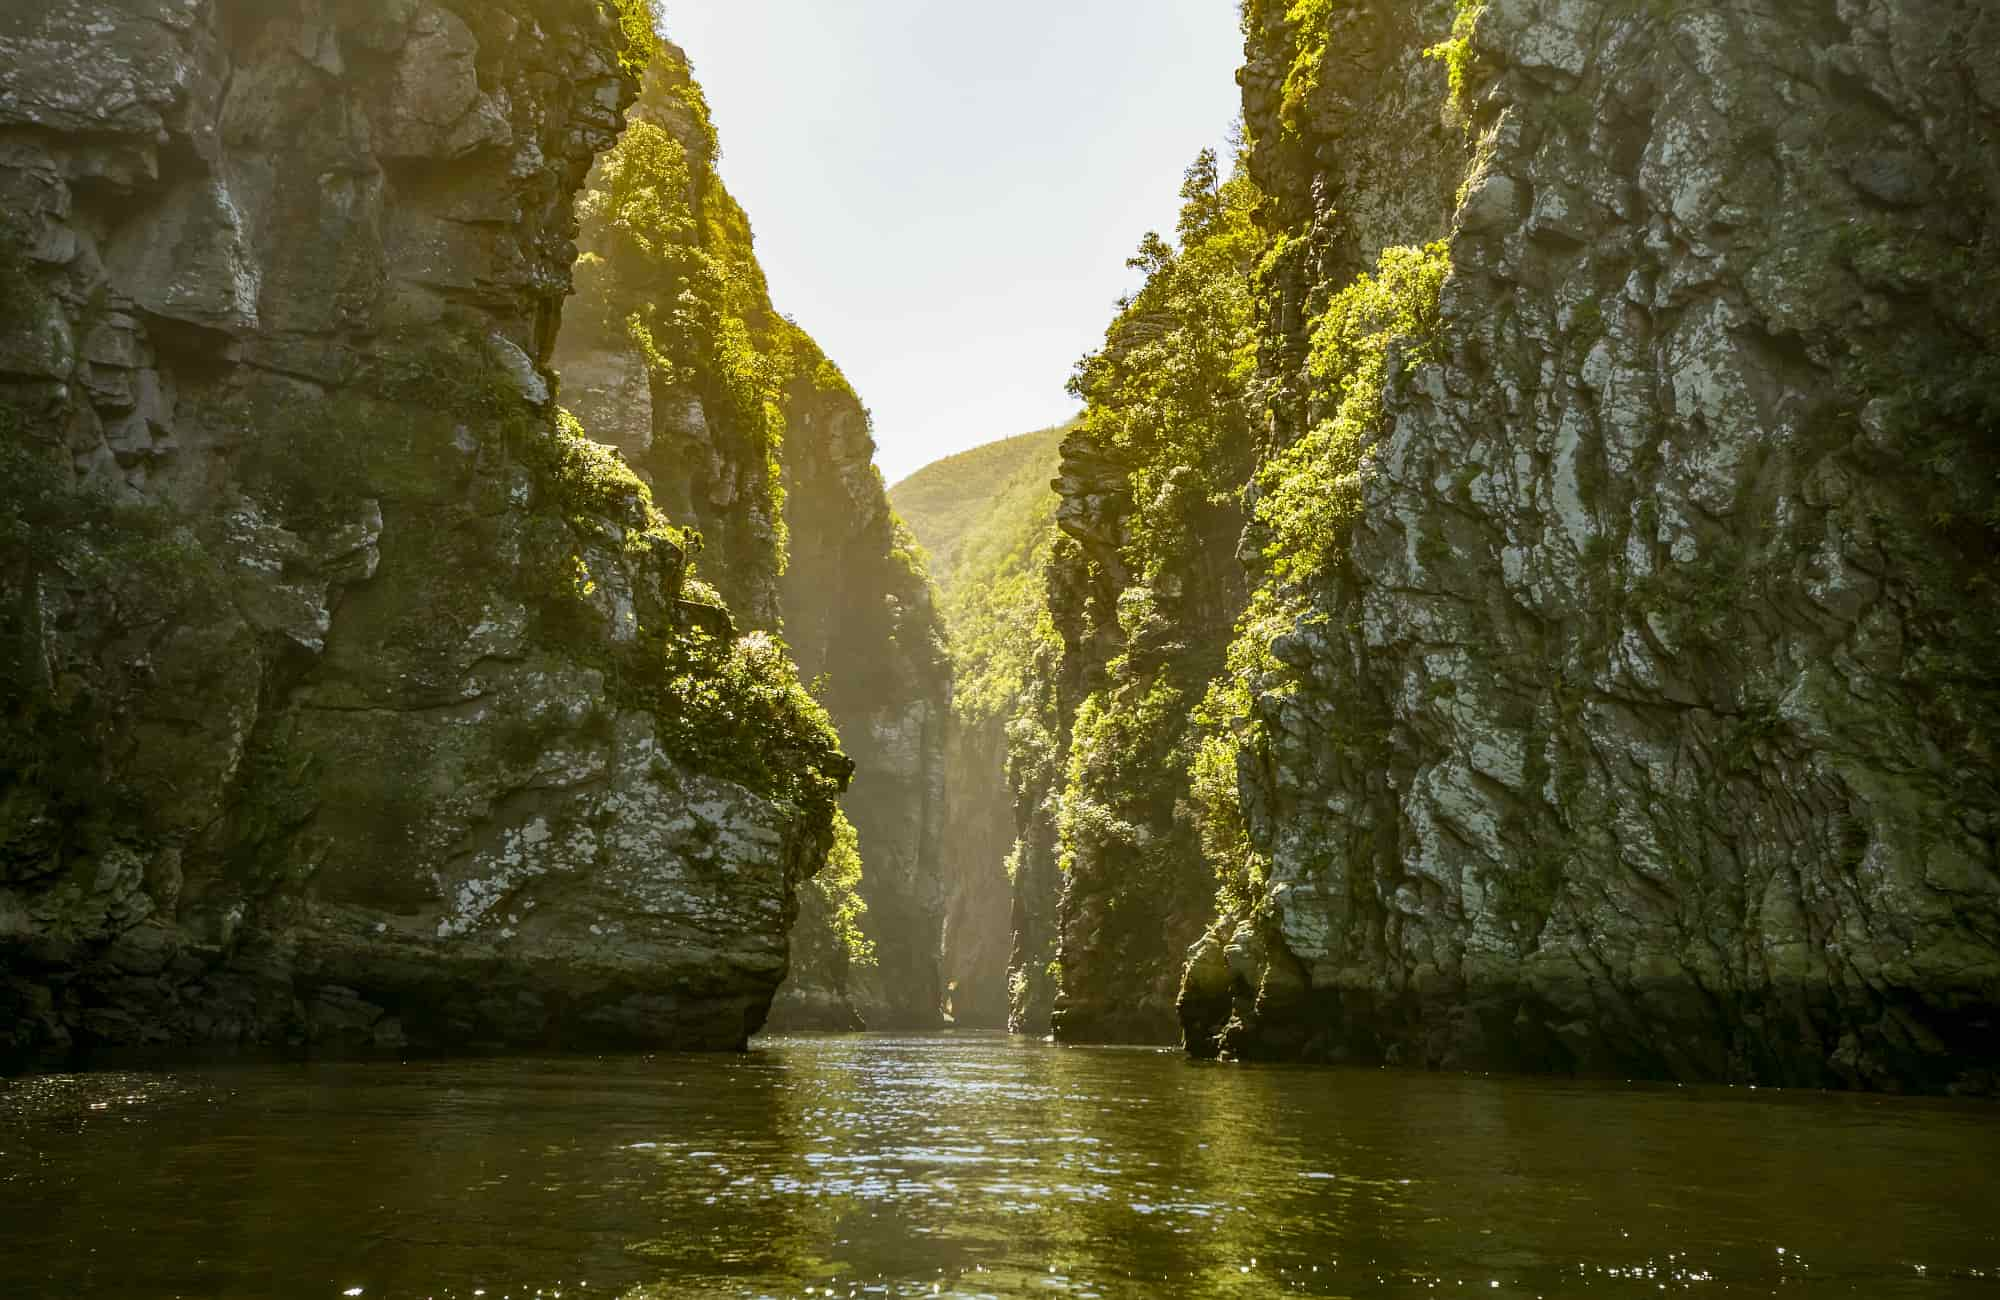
[1183,0,2000,1093]
[0,0,850,1060]
[552,39,952,1032]
[954,155,1263,1044]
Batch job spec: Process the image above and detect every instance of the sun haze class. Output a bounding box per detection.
[659,0,1246,483]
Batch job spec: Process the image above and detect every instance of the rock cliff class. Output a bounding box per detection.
[953,155,1263,1044]
[0,0,850,1059]
[1182,0,2000,1093]
[551,39,952,1032]
[890,426,1067,1029]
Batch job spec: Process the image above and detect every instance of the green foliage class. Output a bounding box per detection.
[910,435,1067,729]
[622,626,849,823]
[539,408,653,523]
[1255,241,1451,588]
[605,0,660,77]
[571,53,816,584]
[1068,151,1261,569]
[793,808,876,976]
[1270,0,1338,138]
[1192,242,1453,915]
[1020,152,1270,952]
[1189,595,1295,910]
[885,513,931,596]
[890,424,1067,590]
[1057,676,1201,877]
[1423,0,1489,124]
[821,810,876,967]
[275,317,842,822]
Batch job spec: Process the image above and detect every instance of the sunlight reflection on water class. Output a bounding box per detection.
[2,1033,1997,1297]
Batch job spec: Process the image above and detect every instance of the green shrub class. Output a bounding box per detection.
[1424,1,1489,125]
[1255,241,1451,589]
[621,626,849,824]
[793,808,875,975]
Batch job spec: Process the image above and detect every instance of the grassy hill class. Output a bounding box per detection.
[890,424,1070,596]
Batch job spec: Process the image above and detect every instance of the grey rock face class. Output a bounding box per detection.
[0,0,838,1059]
[1187,0,2000,1093]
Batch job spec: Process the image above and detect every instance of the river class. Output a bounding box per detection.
[1,1033,1995,1298]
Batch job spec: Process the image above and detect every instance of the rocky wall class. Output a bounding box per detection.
[552,39,952,1032]
[0,0,846,1059]
[1186,0,2000,1094]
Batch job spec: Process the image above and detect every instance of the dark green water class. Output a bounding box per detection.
[2,1033,1996,1299]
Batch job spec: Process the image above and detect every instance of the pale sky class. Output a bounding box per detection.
[659,1,1245,484]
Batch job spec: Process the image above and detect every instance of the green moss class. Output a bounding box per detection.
[614,626,850,824]
[535,407,686,557]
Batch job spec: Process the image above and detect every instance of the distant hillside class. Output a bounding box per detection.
[896,423,1072,1031]
[890,424,1069,594]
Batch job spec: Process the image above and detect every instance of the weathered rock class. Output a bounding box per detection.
[552,41,953,1032]
[0,0,846,1061]
[1186,0,2000,1094]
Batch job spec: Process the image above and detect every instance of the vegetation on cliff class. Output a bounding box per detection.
[894,427,1068,725]
[959,151,1267,1038]
[1193,239,1450,909]
[568,38,822,605]
[558,28,951,1019]
[0,0,870,1056]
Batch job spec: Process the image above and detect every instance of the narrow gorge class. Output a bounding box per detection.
[4,0,1998,1105]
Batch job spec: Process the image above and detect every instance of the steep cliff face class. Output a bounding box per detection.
[0,0,851,1059]
[551,39,952,1031]
[960,158,1263,1045]
[1184,0,2000,1093]
[891,427,1065,1028]
[778,376,951,1031]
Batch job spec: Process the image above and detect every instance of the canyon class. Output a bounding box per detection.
[3,0,1997,1098]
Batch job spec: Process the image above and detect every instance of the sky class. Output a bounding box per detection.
[659,1,1246,485]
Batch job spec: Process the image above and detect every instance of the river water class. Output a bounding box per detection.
[1,1033,1996,1298]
